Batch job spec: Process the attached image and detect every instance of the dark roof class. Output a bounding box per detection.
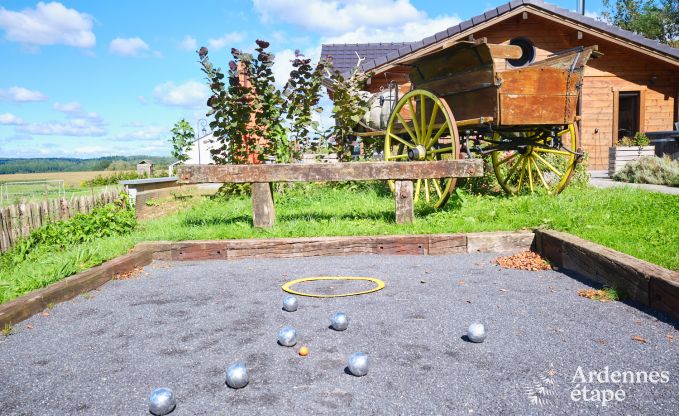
[320,43,413,74]
[353,0,679,73]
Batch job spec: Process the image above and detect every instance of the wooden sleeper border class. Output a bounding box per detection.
[1,230,678,329]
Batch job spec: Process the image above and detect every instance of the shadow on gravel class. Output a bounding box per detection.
[556,267,679,329]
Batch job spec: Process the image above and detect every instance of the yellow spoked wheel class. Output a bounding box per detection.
[491,124,579,195]
[384,89,460,209]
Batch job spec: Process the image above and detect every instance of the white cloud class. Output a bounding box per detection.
[584,10,600,20]
[109,37,151,56]
[323,14,461,44]
[17,117,106,136]
[152,80,210,109]
[0,86,48,102]
[0,113,24,125]
[112,125,169,141]
[0,2,95,48]
[253,0,461,50]
[53,101,82,114]
[253,0,426,36]
[179,35,197,51]
[207,32,245,50]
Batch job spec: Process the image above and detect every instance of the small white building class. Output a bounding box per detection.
[185,132,219,165]
[169,132,220,175]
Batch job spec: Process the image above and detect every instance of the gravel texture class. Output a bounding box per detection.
[1,253,677,415]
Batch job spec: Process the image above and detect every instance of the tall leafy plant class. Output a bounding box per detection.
[283,50,328,158]
[199,41,293,164]
[325,57,372,161]
[170,119,195,163]
[198,46,255,164]
[249,40,289,163]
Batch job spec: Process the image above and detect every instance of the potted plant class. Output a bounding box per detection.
[608,132,655,176]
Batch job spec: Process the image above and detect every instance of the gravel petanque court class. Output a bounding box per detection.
[1,253,677,415]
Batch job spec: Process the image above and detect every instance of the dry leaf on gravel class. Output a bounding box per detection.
[631,336,648,344]
[41,311,49,317]
[495,251,551,271]
[26,324,33,329]
[114,267,144,280]
[578,289,618,302]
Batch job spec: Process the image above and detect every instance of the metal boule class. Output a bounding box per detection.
[225,362,249,389]
[330,312,349,331]
[467,322,486,343]
[282,296,298,312]
[277,326,297,347]
[347,352,369,376]
[148,387,176,415]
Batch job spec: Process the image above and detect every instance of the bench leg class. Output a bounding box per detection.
[394,180,414,224]
[252,182,275,228]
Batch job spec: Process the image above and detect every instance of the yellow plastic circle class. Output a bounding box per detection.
[281,276,385,298]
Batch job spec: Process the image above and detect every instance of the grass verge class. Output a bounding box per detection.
[1,183,677,304]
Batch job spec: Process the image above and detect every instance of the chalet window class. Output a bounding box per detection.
[507,37,535,67]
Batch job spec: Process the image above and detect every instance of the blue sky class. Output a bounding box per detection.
[0,0,605,159]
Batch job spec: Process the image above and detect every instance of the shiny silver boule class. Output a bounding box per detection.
[148,387,176,415]
[225,362,249,389]
[467,322,486,343]
[282,296,298,312]
[277,326,297,347]
[330,312,349,331]
[347,352,369,376]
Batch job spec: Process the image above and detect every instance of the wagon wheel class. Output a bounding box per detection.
[491,123,579,195]
[384,89,460,209]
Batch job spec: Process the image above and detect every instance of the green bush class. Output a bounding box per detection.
[612,156,679,186]
[618,132,650,147]
[4,196,137,262]
[82,171,142,187]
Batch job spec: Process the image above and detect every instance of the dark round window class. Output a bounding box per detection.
[507,37,535,67]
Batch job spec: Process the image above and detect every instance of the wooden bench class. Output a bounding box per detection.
[177,160,482,227]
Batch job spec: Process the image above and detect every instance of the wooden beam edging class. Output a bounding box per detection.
[0,246,154,329]
[0,232,532,328]
[3,230,677,328]
[533,229,679,321]
[177,160,483,184]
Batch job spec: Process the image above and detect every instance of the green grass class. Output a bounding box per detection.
[1,183,677,304]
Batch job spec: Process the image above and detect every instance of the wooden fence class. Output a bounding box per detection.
[0,190,119,253]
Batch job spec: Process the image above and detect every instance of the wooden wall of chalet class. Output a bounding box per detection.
[367,12,678,170]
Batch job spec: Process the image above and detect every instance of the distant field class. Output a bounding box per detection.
[0,171,125,206]
[0,171,121,187]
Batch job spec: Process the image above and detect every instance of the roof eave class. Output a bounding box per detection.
[366,3,679,75]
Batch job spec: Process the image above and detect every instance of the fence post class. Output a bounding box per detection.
[0,209,6,252]
[7,206,16,246]
[60,198,69,220]
[19,201,29,237]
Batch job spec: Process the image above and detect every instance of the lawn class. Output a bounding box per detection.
[0,183,677,304]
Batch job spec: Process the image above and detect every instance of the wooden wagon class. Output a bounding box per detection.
[359,38,598,208]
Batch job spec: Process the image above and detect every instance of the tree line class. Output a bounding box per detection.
[0,156,175,175]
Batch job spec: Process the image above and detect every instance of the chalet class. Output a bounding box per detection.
[321,0,679,170]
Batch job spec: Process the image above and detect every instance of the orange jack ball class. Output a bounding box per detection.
[299,346,309,356]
